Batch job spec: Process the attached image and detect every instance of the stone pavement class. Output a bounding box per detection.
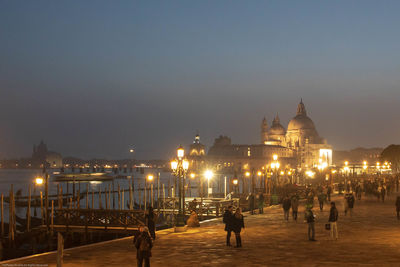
[4,194,400,267]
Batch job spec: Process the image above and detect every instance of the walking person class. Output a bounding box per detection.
[318,192,326,211]
[232,208,245,247]
[347,193,355,217]
[396,196,400,220]
[304,205,316,241]
[258,192,264,214]
[327,185,332,202]
[145,206,156,240]
[223,206,234,246]
[328,202,339,240]
[381,185,386,203]
[134,226,153,267]
[282,195,291,221]
[291,194,299,221]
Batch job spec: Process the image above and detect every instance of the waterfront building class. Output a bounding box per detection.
[32,140,63,168]
[189,100,332,175]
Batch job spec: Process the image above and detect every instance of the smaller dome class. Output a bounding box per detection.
[269,115,286,135]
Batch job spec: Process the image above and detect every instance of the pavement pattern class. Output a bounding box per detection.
[4,194,400,267]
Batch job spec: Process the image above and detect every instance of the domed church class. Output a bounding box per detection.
[196,99,332,175]
[261,99,332,168]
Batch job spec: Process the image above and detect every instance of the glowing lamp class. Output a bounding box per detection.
[182,160,189,171]
[171,160,178,171]
[147,174,154,181]
[35,177,44,185]
[204,170,213,180]
[177,146,184,159]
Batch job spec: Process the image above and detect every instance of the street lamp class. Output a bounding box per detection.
[204,170,214,198]
[170,146,189,229]
[35,177,44,185]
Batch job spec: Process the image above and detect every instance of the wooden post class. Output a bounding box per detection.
[151,184,154,208]
[118,184,121,210]
[121,189,124,210]
[57,232,64,267]
[108,184,111,210]
[138,183,142,210]
[1,193,3,238]
[8,185,14,244]
[105,188,108,210]
[129,185,133,210]
[73,177,76,209]
[132,178,135,209]
[59,185,63,209]
[51,200,54,233]
[77,190,80,209]
[40,191,44,225]
[91,189,94,209]
[162,184,166,216]
[26,185,31,232]
[99,188,102,209]
[144,183,147,211]
[112,180,115,209]
[86,184,89,209]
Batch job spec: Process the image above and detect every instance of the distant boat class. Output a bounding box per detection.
[52,172,115,182]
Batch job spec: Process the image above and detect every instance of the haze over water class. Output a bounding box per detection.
[1,1,400,160]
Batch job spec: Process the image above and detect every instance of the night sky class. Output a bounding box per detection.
[1,1,400,160]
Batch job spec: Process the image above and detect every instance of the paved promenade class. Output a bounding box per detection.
[4,194,400,267]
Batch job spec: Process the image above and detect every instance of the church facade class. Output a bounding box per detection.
[189,100,332,174]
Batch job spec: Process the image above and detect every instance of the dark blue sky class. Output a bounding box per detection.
[1,1,400,159]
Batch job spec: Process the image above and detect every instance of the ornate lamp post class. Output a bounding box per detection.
[170,146,189,229]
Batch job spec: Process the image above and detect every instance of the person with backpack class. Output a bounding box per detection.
[223,206,234,246]
[232,208,245,247]
[328,202,339,240]
[134,226,153,267]
[282,195,291,221]
[304,205,316,241]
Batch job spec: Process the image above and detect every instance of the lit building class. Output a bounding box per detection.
[191,100,332,173]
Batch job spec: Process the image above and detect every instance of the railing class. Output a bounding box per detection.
[52,209,146,229]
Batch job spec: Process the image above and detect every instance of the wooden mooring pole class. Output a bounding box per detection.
[57,232,64,267]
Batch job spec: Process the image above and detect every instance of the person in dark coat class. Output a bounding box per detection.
[282,195,291,221]
[145,207,156,240]
[223,206,234,246]
[232,208,245,247]
[291,194,299,221]
[347,193,355,217]
[134,226,153,267]
[304,205,316,241]
[328,202,339,240]
[318,192,326,211]
[327,185,332,201]
[258,192,265,214]
[396,196,400,220]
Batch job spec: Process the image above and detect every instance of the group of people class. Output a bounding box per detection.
[223,206,245,247]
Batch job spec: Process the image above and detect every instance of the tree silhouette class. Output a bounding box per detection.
[381,144,400,173]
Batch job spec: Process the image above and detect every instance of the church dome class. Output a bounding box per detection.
[287,114,316,131]
[269,115,286,135]
[287,100,317,131]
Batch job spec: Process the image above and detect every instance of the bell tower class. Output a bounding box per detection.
[261,117,268,144]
